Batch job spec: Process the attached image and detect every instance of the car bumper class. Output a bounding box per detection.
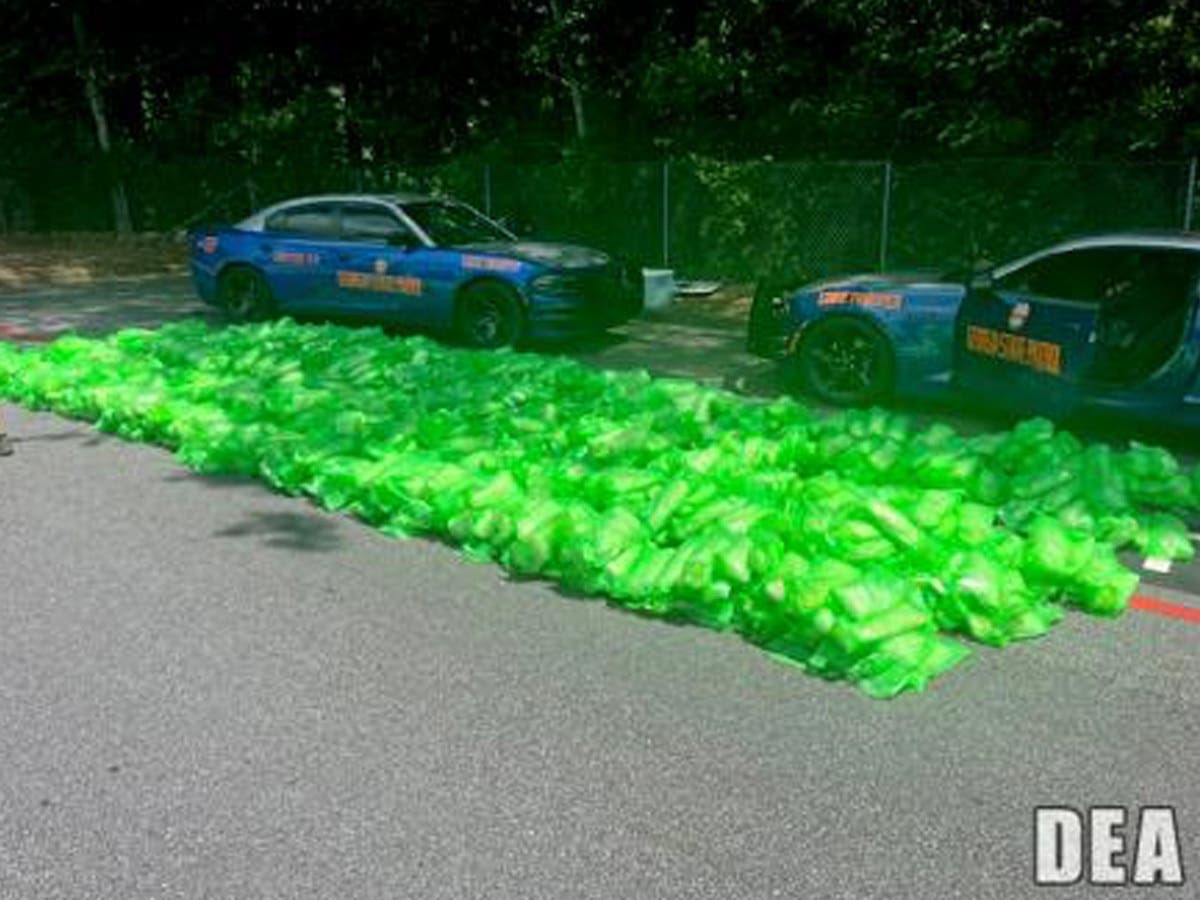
[190,261,220,306]
[525,290,643,339]
[747,286,794,358]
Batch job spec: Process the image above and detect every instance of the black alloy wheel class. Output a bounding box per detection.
[797,317,894,406]
[455,283,522,349]
[217,266,275,323]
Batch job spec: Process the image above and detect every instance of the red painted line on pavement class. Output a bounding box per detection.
[1130,595,1200,625]
[0,323,56,343]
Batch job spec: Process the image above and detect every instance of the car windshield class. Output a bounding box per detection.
[400,200,512,246]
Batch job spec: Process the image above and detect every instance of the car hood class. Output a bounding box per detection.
[456,241,610,270]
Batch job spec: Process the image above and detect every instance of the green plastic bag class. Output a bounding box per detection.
[1024,516,1097,582]
[1137,513,1195,562]
[4,319,1196,699]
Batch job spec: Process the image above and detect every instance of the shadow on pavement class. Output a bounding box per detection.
[160,469,342,552]
[162,471,261,489]
[12,427,98,443]
[213,510,342,553]
[13,427,112,447]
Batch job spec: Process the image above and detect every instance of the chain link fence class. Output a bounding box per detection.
[460,157,1196,282]
[887,159,1196,272]
[668,159,887,280]
[5,156,1197,283]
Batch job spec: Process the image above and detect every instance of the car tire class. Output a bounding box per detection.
[217,266,276,323]
[796,316,894,406]
[455,282,523,349]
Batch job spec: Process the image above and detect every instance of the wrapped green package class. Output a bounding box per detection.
[1136,513,1195,563]
[2,318,1196,698]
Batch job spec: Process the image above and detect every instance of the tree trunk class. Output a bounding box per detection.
[72,10,132,234]
[567,80,587,142]
[547,0,588,142]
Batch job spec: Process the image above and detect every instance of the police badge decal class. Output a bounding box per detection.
[1008,301,1031,332]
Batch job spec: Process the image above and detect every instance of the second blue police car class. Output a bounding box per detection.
[749,232,1200,429]
[189,193,641,347]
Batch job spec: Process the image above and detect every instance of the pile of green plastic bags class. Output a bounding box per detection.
[1,319,1196,697]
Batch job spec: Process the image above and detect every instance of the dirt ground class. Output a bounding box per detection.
[0,232,188,289]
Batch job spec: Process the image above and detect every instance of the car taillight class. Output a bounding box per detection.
[198,235,219,254]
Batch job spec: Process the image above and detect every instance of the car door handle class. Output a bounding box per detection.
[337,251,351,262]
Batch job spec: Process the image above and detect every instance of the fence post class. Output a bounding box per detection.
[879,160,893,272]
[662,160,670,268]
[1184,157,1197,231]
[483,163,493,217]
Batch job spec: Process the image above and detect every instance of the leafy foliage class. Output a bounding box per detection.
[0,0,1196,231]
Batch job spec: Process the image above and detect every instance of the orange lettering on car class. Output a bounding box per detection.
[818,290,902,310]
[273,251,319,267]
[817,290,852,306]
[964,325,1063,376]
[336,271,423,296]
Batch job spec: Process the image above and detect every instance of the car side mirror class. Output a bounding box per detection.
[970,271,995,292]
[387,233,419,250]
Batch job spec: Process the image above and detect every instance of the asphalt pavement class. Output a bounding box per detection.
[2,403,1199,900]
[1,277,1199,898]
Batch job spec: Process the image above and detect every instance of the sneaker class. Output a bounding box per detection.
[0,434,13,456]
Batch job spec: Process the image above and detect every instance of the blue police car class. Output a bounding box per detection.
[749,232,1200,429]
[189,193,641,347]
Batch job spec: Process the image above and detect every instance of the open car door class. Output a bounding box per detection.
[954,247,1106,418]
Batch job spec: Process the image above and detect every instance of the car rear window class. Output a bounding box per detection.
[265,203,340,238]
[341,204,410,243]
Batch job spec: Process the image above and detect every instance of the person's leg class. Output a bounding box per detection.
[0,406,13,456]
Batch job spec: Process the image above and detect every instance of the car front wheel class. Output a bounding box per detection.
[455,282,522,349]
[796,317,894,406]
[217,266,275,323]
